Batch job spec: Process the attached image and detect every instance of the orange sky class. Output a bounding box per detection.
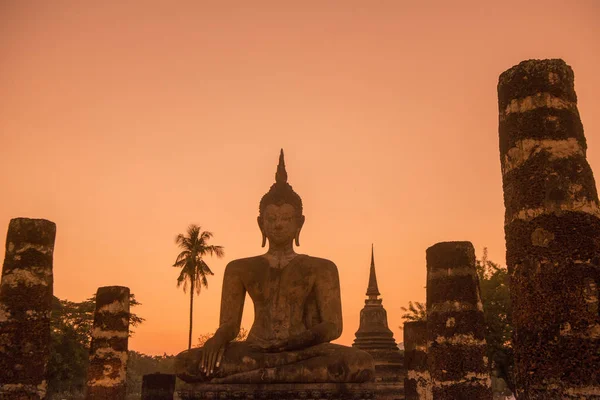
[1,1,599,356]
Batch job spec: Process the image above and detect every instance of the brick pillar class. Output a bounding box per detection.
[85,286,130,400]
[0,218,56,399]
[142,373,176,400]
[404,320,430,400]
[498,58,600,398]
[426,242,492,399]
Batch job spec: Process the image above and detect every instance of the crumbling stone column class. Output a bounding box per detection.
[0,218,56,400]
[142,373,176,400]
[426,242,492,400]
[85,286,130,400]
[498,59,600,398]
[404,320,430,400]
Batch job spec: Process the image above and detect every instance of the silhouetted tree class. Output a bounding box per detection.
[173,224,225,349]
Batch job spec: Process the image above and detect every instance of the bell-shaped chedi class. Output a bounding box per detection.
[353,245,398,351]
[353,245,404,399]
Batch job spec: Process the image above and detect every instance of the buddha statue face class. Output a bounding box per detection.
[258,203,305,247]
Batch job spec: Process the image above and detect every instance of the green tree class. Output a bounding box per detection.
[173,224,225,349]
[476,248,514,392]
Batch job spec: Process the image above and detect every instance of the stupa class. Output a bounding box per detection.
[353,246,405,399]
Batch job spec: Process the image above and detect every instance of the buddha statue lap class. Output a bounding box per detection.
[175,150,375,384]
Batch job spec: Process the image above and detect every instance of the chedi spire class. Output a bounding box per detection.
[366,244,380,298]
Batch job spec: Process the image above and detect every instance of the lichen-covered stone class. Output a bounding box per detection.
[142,373,176,400]
[498,59,600,399]
[404,321,430,400]
[426,242,492,400]
[0,218,56,400]
[85,286,130,400]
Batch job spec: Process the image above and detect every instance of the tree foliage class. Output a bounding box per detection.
[400,301,427,323]
[475,248,514,391]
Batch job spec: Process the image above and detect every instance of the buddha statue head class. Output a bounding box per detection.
[258,149,305,248]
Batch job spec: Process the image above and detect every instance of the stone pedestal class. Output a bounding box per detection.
[142,373,176,400]
[178,383,376,400]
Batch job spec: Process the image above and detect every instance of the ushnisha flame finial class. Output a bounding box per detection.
[275,148,288,184]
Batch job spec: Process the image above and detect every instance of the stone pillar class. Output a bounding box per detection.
[498,59,600,398]
[404,320,430,400]
[142,373,176,400]
[426,242,492,400]
[0,218,56,400]
[85,286,130,400]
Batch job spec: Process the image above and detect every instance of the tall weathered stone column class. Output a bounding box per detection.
[0,218,56,400]
[426,242,492,400]
[85,286,130,400]
[498,59,600,398]
[142,373,176,400]
[404,320,430,400]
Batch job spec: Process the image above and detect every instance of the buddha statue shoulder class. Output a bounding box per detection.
[175,150,375,384]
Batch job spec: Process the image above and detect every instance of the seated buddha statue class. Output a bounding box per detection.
[175,150,375,384]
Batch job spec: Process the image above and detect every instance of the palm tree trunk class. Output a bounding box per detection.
[188,280,194,349]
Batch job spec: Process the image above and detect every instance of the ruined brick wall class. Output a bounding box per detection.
[498,59,600,398]
[85,286,130,400]
[426,242,492,400]
[404,320,430,400]
[0,218,56,400]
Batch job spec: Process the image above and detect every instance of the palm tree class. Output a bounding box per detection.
[173,224,224,349]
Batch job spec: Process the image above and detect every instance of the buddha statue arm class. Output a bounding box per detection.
[215,262,246,341]
[201,262,246,376]
[309,261,343,342]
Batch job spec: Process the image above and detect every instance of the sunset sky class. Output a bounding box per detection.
[1,1,599,356]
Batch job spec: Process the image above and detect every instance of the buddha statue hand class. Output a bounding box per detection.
[200,335,227,377]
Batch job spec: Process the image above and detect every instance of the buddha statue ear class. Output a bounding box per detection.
[295,215,305,247]
[257,216,267,248]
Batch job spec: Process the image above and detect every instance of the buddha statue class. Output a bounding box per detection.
[175,150,375,384]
